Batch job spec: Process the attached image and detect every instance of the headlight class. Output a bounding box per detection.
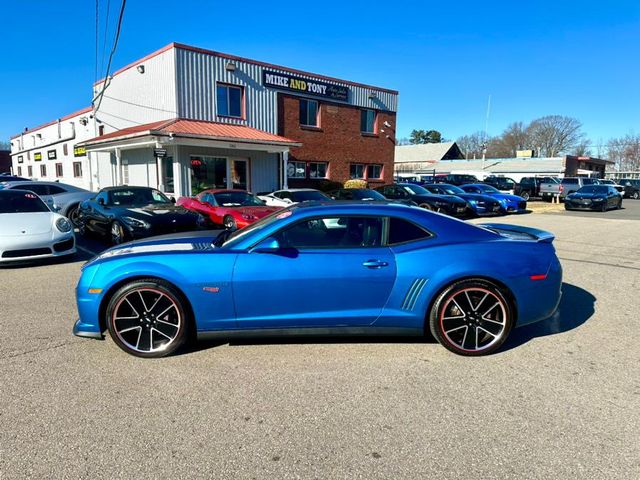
[55,217,72,233]
[592,198,603,202]
[467,200,478,205]
[122,216,150,228]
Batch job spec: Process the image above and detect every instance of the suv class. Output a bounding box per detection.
[617,178,640,199]
[483,176,516,193]
[514,177,559,200]
[437,174,479,186]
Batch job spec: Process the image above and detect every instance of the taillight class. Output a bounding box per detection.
[559,184,564,193]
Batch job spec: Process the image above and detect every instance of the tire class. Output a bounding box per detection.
[521,191,530,201]
[110,221,126,245]
[429,279,513,356]
[617,199,622,209]
[564,204,571,210]
[601,202,607,213]
[105,279,190,358]
[418,203,434,211]
[66,204,81,227]
[223,215,237,230]
[633,191,639,200]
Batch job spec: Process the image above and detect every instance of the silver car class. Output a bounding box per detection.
[0,181,94,226]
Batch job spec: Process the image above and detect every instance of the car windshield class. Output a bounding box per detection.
[353,189,386,200]
[475,185,500,193]
[402,184,429,195]
[216,208,291,247]
[439,185,465,195]
[0,191,50,213]
[290,191,329,202]
[110,188,171,206]
[577,186,608,194]
[213,191,264,207]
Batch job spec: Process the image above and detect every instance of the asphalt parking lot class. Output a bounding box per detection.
[1,203,639,479]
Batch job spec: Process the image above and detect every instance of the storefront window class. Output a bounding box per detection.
[360,109,376,133]
[350,164,365,179]
[287,161,306,178]
[367,164,382,179]
[299,99,319,127]
[163,157,174,193]
[217,84,243,118]
[309,162,328,179]
[190,156,227,195]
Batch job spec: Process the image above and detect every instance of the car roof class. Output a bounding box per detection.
[200,189,249,194]
[275,188,321,192]
[2,180,82,189]
[101,185,155,191]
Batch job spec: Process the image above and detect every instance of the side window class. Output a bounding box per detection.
[25,184,49,196]
[47,185,66,195]
[387,217,432,245]
[276,216,383,249]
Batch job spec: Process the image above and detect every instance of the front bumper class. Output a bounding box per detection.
[0,233,76,264]
[565,200,603,210]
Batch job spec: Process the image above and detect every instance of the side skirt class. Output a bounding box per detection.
[197,326,423,342]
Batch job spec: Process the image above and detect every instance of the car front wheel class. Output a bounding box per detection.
[111,221,126,245]
[223,215,237,230]
[521,191,530,201]
[429,279,513,356]
[633,191,639,200]
[105,279,189,358]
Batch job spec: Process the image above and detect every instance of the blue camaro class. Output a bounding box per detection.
[461,184,527,213]
[74,202,562,357]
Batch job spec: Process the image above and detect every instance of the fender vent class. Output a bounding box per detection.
[402,278,428,311]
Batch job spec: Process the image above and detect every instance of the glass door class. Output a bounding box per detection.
[231,159,248,190]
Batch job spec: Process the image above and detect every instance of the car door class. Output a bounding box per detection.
[231,215,397,329]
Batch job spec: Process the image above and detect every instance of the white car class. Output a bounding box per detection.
[0,189,76,264]
[258,188,331,207]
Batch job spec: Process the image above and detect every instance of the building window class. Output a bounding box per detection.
[63,144,68,155]
[17,167,22,176]
[287,161,306,179]
[73,161,82,178]
[367,164,382,180]
[40,164,47,177]
[55,163,63,177]
[350,164,365,179]
[98,125,105,136]
[28,166,33,177]
[360,109,376,134]
[217,84,243,118]
[123,163,130,184]
[309,162,328,179]
[299,99,319,127]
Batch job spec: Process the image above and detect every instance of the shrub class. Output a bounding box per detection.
[344,179,367,189]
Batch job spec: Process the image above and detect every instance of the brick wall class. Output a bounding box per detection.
[277,94,396,188]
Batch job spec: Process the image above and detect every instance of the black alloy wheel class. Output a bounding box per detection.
[429,279,513,356]
[67,204,81,227]
[105,279,189,358]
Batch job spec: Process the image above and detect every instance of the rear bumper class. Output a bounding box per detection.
[514,257,563,327]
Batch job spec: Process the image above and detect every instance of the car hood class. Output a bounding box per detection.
[85,230,222,267]
[456,193,499,203]
[413,194,466,205]
[0,212,54,236]
[484,193,524,202]
[111,203,198,221]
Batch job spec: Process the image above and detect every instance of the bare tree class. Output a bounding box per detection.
[490,122,530,157]
[526,115,585,157]
[607,134,640,172]
[456,131,487,159]
[0,140,10,151]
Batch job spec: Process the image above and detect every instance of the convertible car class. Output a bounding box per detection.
[177,189,281,229]
[77,186,204,245]
[74,202,562,358]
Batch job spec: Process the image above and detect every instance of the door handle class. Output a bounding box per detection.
[362,259,389,269]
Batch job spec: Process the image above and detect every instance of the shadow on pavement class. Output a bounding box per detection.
[500,282,595,352]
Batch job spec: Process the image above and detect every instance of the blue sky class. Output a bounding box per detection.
[1,0,638,148]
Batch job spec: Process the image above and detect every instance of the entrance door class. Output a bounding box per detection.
[230,159,248,190]
[190,156,227,195]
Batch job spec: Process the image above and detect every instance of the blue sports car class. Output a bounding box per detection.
[461,184,527,213]
[73,202,562,357]
[422,184,503,216]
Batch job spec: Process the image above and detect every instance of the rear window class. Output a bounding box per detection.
[387,217,432,245]
[0,191,50,213]
[562,178,579,184]
[582,178,598,185]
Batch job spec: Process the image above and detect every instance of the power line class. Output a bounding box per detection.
[94,0,99,83]
[93,0,127,113]
[100,0,112,78]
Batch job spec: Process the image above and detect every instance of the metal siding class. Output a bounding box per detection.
[176,48,398,135]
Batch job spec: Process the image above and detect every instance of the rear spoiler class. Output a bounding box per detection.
[480,223,555,243]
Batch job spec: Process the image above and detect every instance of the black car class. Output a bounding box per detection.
[374,184,468,217]
[513,176,559,200]
[78,186,205,244]
[435,174,479,186]
[564,185,623,212]
[327,188,414,205]
[0,174,29,185]
[483,176,516,193]
[616,178,640,199]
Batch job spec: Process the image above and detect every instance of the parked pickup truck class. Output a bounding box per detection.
[617,178,640,199]
[540,177,600,201]
[514,176,559,201]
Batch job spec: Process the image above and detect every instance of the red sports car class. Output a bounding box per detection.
[177,189,281,229]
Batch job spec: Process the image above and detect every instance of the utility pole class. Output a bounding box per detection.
[482,95,491,173]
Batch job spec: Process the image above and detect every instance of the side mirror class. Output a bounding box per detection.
[251,236,281,253]
[170,196,176,204]
[98,198,105,206]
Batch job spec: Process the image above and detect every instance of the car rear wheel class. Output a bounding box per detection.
[617,199,622,209]
[521,191,530,201]
[429,279,513,356]
[633,191,639,200]
[223,215,237,230]
[67,204,81,227]
[106,279,189,358]
[601,202,607,212]
[111,221,126,245]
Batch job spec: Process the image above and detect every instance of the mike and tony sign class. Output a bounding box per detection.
[262,70,349,101]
